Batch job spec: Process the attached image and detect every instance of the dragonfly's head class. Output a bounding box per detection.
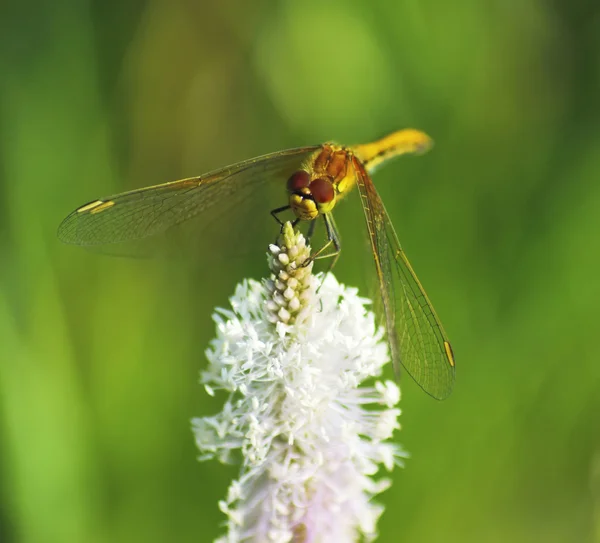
[287,170,336,221]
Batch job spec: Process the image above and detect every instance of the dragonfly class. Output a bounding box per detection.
[58,129,455,400]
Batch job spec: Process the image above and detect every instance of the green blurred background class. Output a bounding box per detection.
[1,0,599,541]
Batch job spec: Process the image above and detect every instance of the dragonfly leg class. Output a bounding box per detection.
[303,213,341,271]
[270,205,291,228]
[320,213,341,274]
[306,219,317,243]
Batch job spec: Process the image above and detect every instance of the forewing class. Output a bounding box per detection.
[352,157,455,400]
[58,146,319,246]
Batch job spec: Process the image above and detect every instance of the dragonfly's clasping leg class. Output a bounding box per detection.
[306,219,317,243]
[270,205,291,228]
[303,213,341,276]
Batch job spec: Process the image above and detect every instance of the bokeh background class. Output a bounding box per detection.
[2,0,600,542]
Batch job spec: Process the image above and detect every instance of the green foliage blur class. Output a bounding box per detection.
[1,1,599,542]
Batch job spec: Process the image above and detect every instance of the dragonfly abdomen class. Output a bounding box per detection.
[352,129,434,173]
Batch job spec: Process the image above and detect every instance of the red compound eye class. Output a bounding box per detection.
[309,177,335,204]
[287,170,310,192]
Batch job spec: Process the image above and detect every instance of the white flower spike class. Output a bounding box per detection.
[192,222,406,543]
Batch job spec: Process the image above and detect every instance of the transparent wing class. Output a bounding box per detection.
[58,146,319,246]
[352,157,455,400]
